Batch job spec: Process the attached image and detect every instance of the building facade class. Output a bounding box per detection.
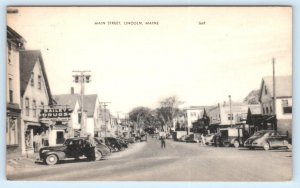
[6,26,25,154]
[259,76,292,137]
[19,50,54,155]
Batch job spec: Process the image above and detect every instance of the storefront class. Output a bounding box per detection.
[6,104,22,154]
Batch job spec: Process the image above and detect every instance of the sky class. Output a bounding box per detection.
[7,7,292,115]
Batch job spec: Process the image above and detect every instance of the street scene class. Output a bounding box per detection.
[6,7,292,181]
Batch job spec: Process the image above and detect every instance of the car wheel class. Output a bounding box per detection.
[263,143,270,151]
[45,154,58,165]
[287,144,292,150]
[234,140,240,148]
[95,149,103,161]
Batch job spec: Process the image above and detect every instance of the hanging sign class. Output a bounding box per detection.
[40,107,73,121]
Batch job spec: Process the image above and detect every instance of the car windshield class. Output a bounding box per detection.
[63,139,72,145]
[253,131,269,136]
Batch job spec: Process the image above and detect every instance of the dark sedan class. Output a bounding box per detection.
[39,137,111,165]
[244,130,292,151]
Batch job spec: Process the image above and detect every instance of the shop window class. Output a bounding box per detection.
[32,100,37,117]
[25,97,30,116]
[30,72,34,86]
[6,118,18,145]
[9,78,13,103]
[38,75,42,89]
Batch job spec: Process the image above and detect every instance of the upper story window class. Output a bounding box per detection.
[38,75,42,89]
[264,86,268,95]
[227,114,233,120]
[25,97,30,116]
[263,107,265,114]
[8,78,13,103]
[30,72,34,86]
[282,100,292,114]
[270,106,273,113]
[32,100,37,117]
[282,100,288,107]
[266,107,269,114]
[8,43,12,64]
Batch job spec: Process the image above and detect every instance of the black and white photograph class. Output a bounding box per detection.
[5,6,292,181]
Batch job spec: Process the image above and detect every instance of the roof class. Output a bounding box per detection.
[52,94,79,110]
[52,94,98,117]
[82,94,98,117]
[19,50,53,104]
[259,76,292,101]
[7,26,26,48]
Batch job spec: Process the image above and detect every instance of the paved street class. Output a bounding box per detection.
[7,136,292,181]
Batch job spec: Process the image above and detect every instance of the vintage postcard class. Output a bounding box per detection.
[6,6,292,181]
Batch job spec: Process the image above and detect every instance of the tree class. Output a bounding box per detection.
[156,96,184,129]
[128,106,153,129]
[243,89,260,104]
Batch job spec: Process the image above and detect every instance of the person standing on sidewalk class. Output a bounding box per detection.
[159,129,166,148]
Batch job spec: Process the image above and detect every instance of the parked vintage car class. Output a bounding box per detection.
[184,134,200,143]
[102,137,127,152]
[39,137,111,165]
[244,130,292,150]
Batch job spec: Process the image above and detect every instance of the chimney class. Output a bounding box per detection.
[71,87,74,94]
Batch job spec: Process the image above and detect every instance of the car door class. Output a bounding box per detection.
[268,131,282,147]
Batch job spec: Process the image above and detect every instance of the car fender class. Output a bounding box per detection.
[44,151,66,160]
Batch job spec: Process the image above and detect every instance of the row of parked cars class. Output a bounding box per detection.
[177,129,292,151]
[38,136,138,165]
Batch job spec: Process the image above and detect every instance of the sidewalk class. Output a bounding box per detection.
[6,152,39,169]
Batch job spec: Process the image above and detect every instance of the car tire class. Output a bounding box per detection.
[263,143,270,151]
[45,154,58,165]
[95,149,103,161]
[234,140,240,148]
[287,144,292,150]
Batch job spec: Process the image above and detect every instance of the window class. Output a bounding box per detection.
[9,78,13,103]
[227,114,233,120]
[8,43,12,64]
[282,100,292,114]
[6,118,18,145]
[41,101,44,106]
[264,86,268,95]
[25,98,30,116]
[32,100,37,117]
[282,100,288,107]
[30,72,34,86]
[270,106,273,113]
[266,107,269,114]
[263,107,265,114]
[38,75,41,89]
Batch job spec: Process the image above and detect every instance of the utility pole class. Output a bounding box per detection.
[272,57,277,131]
[72,70,91,136]
[100,102,111,137]
[229,95,232,128]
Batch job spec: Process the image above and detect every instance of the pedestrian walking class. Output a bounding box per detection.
[159,129,166,148]
[86,134,96,160]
